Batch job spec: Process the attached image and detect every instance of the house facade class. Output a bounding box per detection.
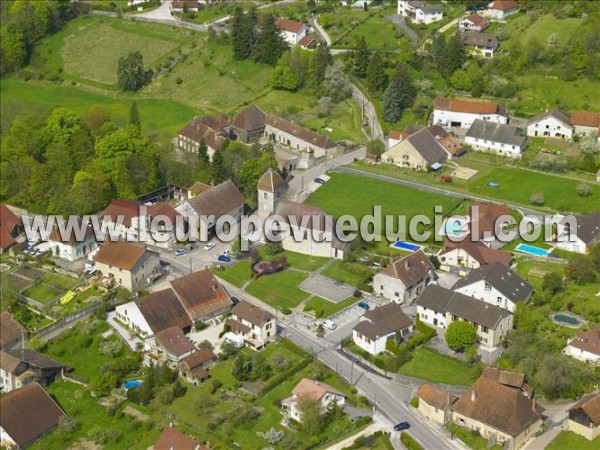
[373,251,437,305]
[450,368,543,450]
[567,393,600,441]
[459,14,490,32]
[275,18,308,45]
[571,111,600,138]
[417,383,456,427]
[178,349,217,385]
[352,303,413,355]
[397,0,443,24]
[432,97,508,129]
[181,180,245,241]
[94,241,160,291]
[555,212,600,254]
[460,32,499,58]
[564,325,600,365]
[228,301,277,350]
[453,262,533,313]
[526,109,574,139]
[48,224,97,262]
[438,239,512,274]
[282,379,346,423]
[229,104,267,143]
[465,119,527,158]
[381,127,448,171]
[0,350,64,393]
[257,170,347,260]
[416,285,513,350]
[177,115,228,161]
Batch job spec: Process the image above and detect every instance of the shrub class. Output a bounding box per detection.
[445,321,477,352]
[530,192,545,206]
[400,432,423,450]
[409,397,419,408]
[195,321,208,331]
[577,182,592,197]
[281,308,292,315]
[175,76,183,85]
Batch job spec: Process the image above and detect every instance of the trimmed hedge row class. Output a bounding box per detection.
[400,432,423,450]
[259,356,312,396]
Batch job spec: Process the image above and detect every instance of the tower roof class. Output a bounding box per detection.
[258,169,285,192]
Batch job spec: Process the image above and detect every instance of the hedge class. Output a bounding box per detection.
[280,338,310,358]
[259,356,312,396]
[400,432,423,450]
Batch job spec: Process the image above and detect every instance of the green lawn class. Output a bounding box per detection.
[73,286,102,302]
[303,296,358,319]
[31,381,161,450]
[42,273,79,290]
[1,79,198,136]
[246,270,309,310]
[21,283,61,303]
[260,249,329,272]
[306,172,463,237]
[321,260,376,287]
[43,321,132,382]
[446,424,502,450]
[546,430,600,450]
[216,260,253,288]
[399,348,473,386]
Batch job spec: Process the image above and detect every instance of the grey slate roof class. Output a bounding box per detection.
[417,285,511,329]
[453,262,533,303]
[460,32,499,50]
[526,108,572,128]
[187,180,244,218]
[466,119,526,147]
[567,212,600,245]
[408,0,443,14]
[354,303,413,341]
[407,127,448,165]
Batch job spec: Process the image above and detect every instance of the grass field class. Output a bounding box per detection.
[398,348,473,386]
[261,249,329,272]
[546,431,600,450]
[1,79,198,135]
[216,260,253,288]
[21,283,61,303]
[446,424,502,450]
[321,260,376,287]
[246,270,309,310]
[31,381,161,450]
[303,296,358,318]
[306,172,464,236]
[42,273,79,290]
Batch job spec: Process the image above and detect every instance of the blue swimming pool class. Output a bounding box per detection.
[391,241,423,252]
[552,312,583,328]
[124,380,142,390]
[515,243,551,257]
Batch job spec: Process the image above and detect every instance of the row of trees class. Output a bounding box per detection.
[1,0,85,75]
[271,44,332,94]
[231,8,286,65]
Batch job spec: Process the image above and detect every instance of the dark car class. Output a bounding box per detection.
[393,422,410,432]
[217,254,231,263]
[357,301,370,310]
[314,178,326,184]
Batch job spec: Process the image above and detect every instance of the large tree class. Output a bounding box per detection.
[252,13,285,65]
[117,51,151,92]
[351,35,369,78]
[366,51,388,93]
[0,25,26,74]
[382,64,415,123]
[445,321,477,352]
[231,7,248,60]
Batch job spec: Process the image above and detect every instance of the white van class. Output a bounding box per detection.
[323,320,337,331]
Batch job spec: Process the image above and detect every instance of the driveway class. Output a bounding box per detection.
[385,14,418,45]
[133,0,175,21]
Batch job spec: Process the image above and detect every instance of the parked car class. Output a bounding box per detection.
[322,319,337,330]
[222,249,231,256]
[174,248,186,256]
[314,178,326,184]
[24,247,35,255]
[35,248,46,256]
[393,422,410,432]
[204,242,216,251]
[357,301,370,310]
[217,254,231,263]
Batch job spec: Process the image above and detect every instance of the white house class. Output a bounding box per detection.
[282,379,345,422]
[257,170,348,259]
[564,326,600,365]
[416,285,513,351]
[228,301,277,350]
[432,97,508,129]
[460,32,499,58]
[373,251,437,305]
[397,0,443,24]
[465,119,527,158]
[567,393,600,441]
[555,212,600,254]
[275,18,308,45]
[48,222,97,262]
[526,109,574,139]
[453,262,533,313]
[482,0,520,21]
[438,239,512,273]
[459,14,490,32]
[353,303,413,355]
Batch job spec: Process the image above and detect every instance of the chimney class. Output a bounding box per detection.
[532,397,536,412]
[471,391,476,402]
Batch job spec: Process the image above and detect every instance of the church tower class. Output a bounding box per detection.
[257,169,286,221]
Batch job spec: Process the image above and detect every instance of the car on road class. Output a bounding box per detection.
[322,319,337,330]
[314,178,326,184]
[357,301,370,310]
[221,249,231,256]
[217,254,231,263]
[174,248,187,256]
[393,422,410,432]
[204,242,216,251]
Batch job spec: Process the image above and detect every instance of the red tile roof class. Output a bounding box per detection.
[571,111,600,128]
[94,241,147,271]
[170,269,233,321]
[102,199,140,227]
[299,34,318,48]
[434,97,504,115]
[276,18,306,34]
[180,348,216,370]
[292,378,344,402]
[491,0,519,11]
[440,239,512,266]
[418,383,457,409]
[380,250,435,287]
[154,427,203,450]
[469,201,512,236]
[462,13,489,28]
